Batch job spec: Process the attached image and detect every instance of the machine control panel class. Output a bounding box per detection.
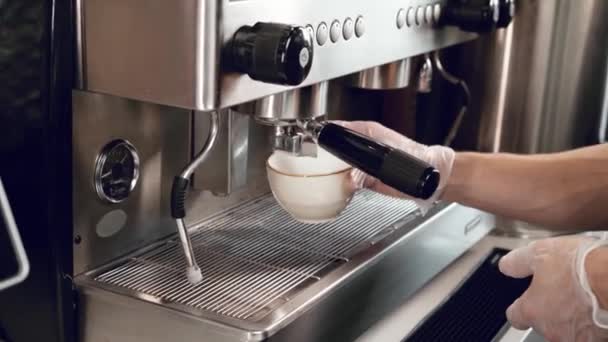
[313,16,366,47]
[79,0,485,111]
[397,4,442,29]
[220,0,479,102]
[223,0,512,107]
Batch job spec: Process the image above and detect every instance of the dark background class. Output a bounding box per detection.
[0,221,18,280]
[0,0,75,341]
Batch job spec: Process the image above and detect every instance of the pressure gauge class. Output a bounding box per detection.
[94,140,140,204]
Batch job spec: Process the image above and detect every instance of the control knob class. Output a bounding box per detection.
[230,23,314,86]
[439,0,508,33]
[496,0,515,28]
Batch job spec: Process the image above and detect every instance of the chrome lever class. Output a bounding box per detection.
[0,177,30,292]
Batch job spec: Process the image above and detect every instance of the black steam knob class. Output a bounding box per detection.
[439,0,499,33]
[496,0,515,28]
[230,23,314,86]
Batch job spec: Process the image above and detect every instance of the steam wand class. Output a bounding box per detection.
[170,112,220,285]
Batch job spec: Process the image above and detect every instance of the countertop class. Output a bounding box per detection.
[355,235,541,342]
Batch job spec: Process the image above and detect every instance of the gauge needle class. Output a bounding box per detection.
[101,171,112,178]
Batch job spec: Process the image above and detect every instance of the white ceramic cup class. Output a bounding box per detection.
[267,146,354,224]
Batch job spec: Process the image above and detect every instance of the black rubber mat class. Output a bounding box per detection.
[403,248,532,342]
[0,321,9,342]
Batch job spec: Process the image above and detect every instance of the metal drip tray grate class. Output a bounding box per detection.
[94,191,418,322]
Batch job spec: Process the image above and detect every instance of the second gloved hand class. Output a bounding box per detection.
[337,121,455,213]
[499,236,608,342]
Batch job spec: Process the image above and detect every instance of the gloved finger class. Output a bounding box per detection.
[331,121,422,153]
[333,120,376,137]
[499,243,536,279]
[347,169,366,191]
[371,182,410,199]
[348,169,380,190]
[348,169,409,199]
[506,297,533,330]
[330,120,349,127]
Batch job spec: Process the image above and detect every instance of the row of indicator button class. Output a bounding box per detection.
[397,4,442,29]
[308,16,365,46]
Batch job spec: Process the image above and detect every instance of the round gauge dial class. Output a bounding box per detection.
[94,140,140,203]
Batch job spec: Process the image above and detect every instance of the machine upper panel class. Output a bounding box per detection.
[78,0,476,111]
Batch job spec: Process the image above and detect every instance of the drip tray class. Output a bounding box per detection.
[94,192,417,321]
[76,192,495,342]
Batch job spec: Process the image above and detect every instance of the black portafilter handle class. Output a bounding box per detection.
[316,123,440,200]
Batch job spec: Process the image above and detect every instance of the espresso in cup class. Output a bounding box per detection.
[266,146,354,223]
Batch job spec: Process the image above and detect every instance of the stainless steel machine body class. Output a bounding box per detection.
[72,0,513,340]
[76,0,475,111]
[459,0,608,236]
[77,195,494,342]
[467,0,608,153]
[348,59,413,90]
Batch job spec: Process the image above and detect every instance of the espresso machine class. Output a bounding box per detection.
[0,0,513,341]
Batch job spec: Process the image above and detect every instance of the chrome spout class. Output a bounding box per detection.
[170,111,220,285]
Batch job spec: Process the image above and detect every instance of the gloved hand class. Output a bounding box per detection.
[337,121,455,213]
[499,236,608,342]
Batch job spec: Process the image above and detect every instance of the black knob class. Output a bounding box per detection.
[230,23,314,86]
[496,0,515,28]
[439,0,499,33]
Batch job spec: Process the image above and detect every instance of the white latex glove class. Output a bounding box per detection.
[499,236,608,342]
[337,121,455,213]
